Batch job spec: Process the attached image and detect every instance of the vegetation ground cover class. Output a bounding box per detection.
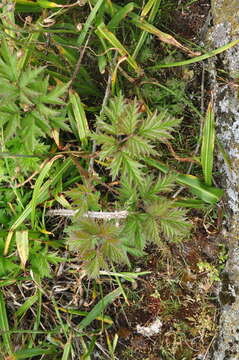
[0,0,233,359]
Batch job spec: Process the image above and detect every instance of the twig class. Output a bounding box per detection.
[15,158,49,188]
[68,30,92,89]
[166,141,199,164]
[47,209,128,219]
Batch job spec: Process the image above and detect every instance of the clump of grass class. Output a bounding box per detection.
[0,0,229,358]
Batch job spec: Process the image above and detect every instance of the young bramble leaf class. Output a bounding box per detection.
[93,94,180,184]
[66,217,129,278]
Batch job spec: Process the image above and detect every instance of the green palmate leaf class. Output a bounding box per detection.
[138,110,181,140]
[39,82,68,105]
[0,38,68,153]
[139,174,177,201]
[4,113,21,140]
[19,66,45,88]
[30,252,51,278]
[201,99,215,186]
[123,214,147,250]
[93,94,180,183]
[145,199,191,242]
[111,152,144,183]
[126,135,156,157]
[65,184,101,215]
[0,37,18,81]
[66,217,129,278]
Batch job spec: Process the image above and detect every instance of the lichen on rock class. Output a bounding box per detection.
[206,1,239,358]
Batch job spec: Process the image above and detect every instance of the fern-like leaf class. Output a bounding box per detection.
[145,199,191,242]
[138,110,181,141]
[66,217,129,277]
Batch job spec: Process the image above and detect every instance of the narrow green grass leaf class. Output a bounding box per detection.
[107,3,135,30]
[141,0,158,17]
[143,157,224,204]
[132,19,200,57]
[31,157,61,228]
[37,0,62,8]
[15,292,38,318]
[133,0,161,58]
[28,290,42,347]
[201,100,215,185]
[77,0,105,46]
[14,347,56,359]
[61,340,72,360]
[58,307,113,325]
[0,290,12,355]
[15,230,29,269]
[4,158,72,255]
[148,39,239,69]
[95,23,142,73]
[78,287,121,330]
[69,91,90,146]
[173,199,207,208]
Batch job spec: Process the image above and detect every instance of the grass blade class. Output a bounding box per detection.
[31,155,62,228]
[69,91,90,146]
[61,338,72,360]
[78,287,121,330]
[143,157,224,204]
[4,158,72,255]
[15,292,38,318]
[201,99,215,185]
[133,0,162,58]
[148,39,239,69]
[0,290,12,356]
[141,0,158,17]
[132,19,200,57]
[77,0,104,47]
[95,23,142,74]
[14,347,57,359]
[107,3,135,30]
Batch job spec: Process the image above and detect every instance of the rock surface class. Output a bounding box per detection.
[207,0,239,359]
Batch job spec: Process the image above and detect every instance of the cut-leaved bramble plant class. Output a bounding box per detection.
[65,95,192,277]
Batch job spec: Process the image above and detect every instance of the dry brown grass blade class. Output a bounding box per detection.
[133,20,201,57]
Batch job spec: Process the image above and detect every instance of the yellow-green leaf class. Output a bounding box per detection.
[16,230,29,269]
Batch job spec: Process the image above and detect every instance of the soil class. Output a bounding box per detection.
[168,0,211,40]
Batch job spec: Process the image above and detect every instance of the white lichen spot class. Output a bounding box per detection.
[136,318,162,337]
